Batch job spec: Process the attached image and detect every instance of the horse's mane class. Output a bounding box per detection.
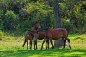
[28,28,49,33]
[37,28,49,32]
[27,29,36,33]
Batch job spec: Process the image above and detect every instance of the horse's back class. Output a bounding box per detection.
[48,28,68,39]
[37,31,47,40]
[57,28,68,38]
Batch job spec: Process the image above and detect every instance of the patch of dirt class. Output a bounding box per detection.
[0,41,42,46]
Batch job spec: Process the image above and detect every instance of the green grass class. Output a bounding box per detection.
[0,33,86,57]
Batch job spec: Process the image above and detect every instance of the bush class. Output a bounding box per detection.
[0,30,3,40]
[4,10,16,30]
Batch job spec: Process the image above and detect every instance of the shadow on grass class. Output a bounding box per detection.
[0,49,86,57]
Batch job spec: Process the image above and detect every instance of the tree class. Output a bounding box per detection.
[53,0,64,47]
[53,0,78,47]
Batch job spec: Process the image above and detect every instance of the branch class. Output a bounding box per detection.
[59,2,77,14]
[58,0,85,3]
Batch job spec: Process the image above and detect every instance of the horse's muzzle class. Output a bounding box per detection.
[27,35,29,38]
[34,38,37,41]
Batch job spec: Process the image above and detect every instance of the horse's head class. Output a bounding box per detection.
[26,30,34,39]
[33,32,39,42]
[34,22,41,30]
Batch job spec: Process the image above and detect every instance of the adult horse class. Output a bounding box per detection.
[33,28,71,50]
[22,22,41,49]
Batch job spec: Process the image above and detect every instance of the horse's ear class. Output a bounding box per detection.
[35,22,38,24]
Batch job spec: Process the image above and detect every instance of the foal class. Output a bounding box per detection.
[34,28,49,50]
[22,22,41,49]
[33,28,71,50]
[24,29,49,50]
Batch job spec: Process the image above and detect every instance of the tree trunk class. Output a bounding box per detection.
[53,0,64,47]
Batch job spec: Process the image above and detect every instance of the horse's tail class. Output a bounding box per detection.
[22,38,26,47]
[67,31,68,37]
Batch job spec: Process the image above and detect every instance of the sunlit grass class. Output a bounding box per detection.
[0,33,86,57]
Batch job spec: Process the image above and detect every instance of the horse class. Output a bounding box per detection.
[26,29,49,50]
[34,28,49,50]
[22,22,41,49]
[33,28,71,50]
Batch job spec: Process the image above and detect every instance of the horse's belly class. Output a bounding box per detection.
[52,38,57,40]
[38,37,44,40]
[52,37,61,40]
[52,35,62,40]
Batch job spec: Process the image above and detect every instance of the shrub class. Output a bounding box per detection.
[4,10,16,30]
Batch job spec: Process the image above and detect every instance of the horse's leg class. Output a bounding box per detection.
[65,38,71,49]
[34,41,36,50]
[26,40,28,49]
[68,39,71,49]
[22,38,26,47]
[30,40,32,50]
[36,40,37,50]
[46,39,49,49]
[47,40,49,49]
[50,38,54,49]
[46,40,48,49]
[62,39,66,49]
[41,39,46,50]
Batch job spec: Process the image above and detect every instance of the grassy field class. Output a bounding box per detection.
[0,33,86,57]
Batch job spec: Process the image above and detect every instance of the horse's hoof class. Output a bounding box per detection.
[41,48,42,50]
[69,46,71,49]
[46,48,47,50]
[62,48,65,49]
[52,47,54,49]
[22,45,24,47]
[30,47,32,50]
[34,49,36,50]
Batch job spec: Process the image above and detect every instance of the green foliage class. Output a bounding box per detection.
[59,3,66,11]
[0,0,86,34]
[19,1,54,30]
[0,10,4,29]
[5,10,16,19]
[61,18,73,33]
[4,10,16,30]
[0,30,3,40]
[26,1,53,16]
[60,1,86,34]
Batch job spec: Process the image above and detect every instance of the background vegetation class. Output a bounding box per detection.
[0,0,86,36]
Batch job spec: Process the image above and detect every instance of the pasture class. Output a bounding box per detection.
[0,33,86,57]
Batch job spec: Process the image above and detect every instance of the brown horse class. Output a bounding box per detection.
[33,28,49,50]
[22,22,41,49]
[33,28,71,50]
[26,29,49,50]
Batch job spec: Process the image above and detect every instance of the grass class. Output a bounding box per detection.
[0,33,86,57]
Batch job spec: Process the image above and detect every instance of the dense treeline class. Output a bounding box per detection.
[0,0,86,36]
